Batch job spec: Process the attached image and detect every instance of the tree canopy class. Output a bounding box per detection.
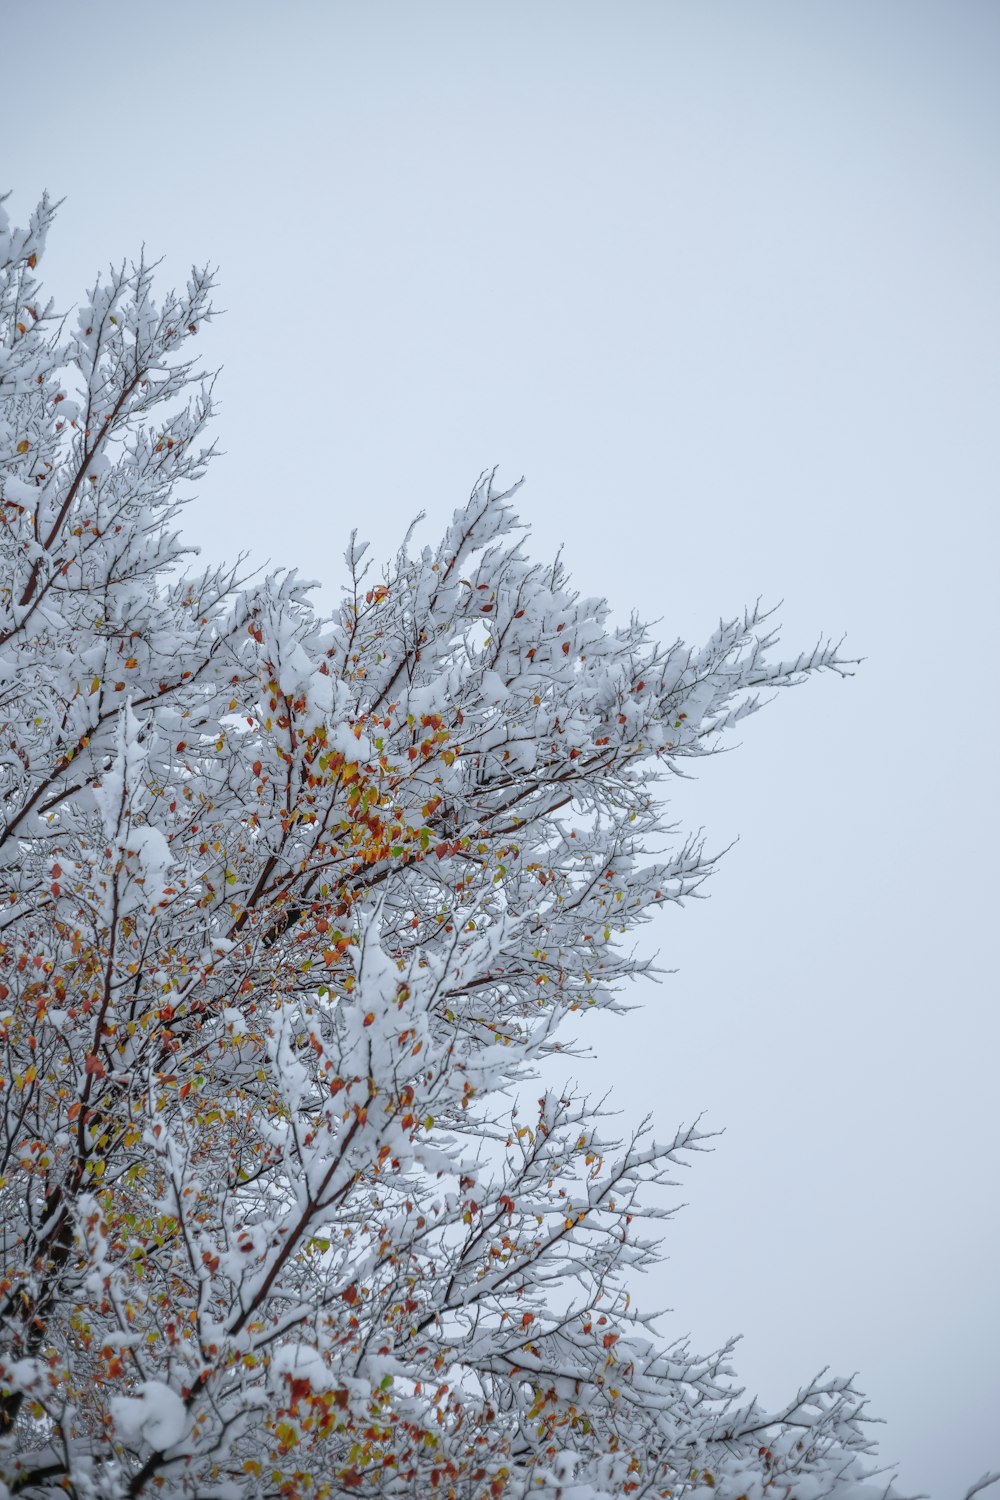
[0,193,928,1500]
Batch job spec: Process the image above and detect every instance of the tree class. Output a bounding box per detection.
[0,193,925,1500]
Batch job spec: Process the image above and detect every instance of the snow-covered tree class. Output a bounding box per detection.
[0,193,948,1500]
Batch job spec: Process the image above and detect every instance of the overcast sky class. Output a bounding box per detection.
[5,3,999,1493]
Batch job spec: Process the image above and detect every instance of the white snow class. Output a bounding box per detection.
[109,1381,188,1451]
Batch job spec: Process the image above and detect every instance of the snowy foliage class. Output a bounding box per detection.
[0,194,964,1500]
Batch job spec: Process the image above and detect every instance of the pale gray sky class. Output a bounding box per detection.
[5,3,998,1492]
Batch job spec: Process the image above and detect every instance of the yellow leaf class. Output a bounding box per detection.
[16,439,29,454]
